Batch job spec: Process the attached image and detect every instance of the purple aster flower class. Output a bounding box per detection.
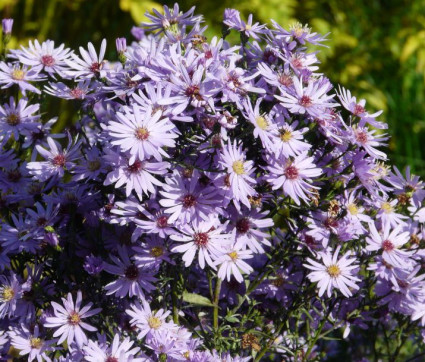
[223,8,242,29]
[2,19,13,35]
[133,235,173,268]
[83,254,104,275]
[273,120,311,158]
[375,198,407,228]
[142,4,202,34]
[337,85,383,119]
[65,39,107,79]
[44,80,92,100]
[242,98,277,151]
[8,324,56,362]
[229,206,274,253]
[0,273,23,318]
[126,298,174,339]
[72,146,106,182]
[345,124,387,160]
[158,64,215,113]
[159,170,221,224]
[44,290,101,348]
[26,201,58,233]
[272,21,329,46]
[219,141,256,209]
[171,219,232,269]
[265,153,322,205]
[215,244,253,283]
[103,246,157,299]
[83,334,141,362]
[11,40,73,77]
[108,104,177,163]
[0,62,45,95]
[0,214,40,254]
[226,13,267,40]
[275,76,336,118]
[304,245,360,298]
[132,208,175,239]
[103,150,169,198]
[0,96,40,142]
[27,136,81,182]
[386,166,425,208]
[366,222,412,268]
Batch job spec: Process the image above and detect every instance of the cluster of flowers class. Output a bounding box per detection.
[1,4,425,361]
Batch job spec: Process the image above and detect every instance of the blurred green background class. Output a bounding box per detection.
[2,0,425,176]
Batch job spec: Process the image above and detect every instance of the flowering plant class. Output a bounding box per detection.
[1,4,425,361]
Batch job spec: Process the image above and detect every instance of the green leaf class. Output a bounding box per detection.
[182,292,214,307]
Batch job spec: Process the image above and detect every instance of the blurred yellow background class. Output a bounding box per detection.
[2,0,425,175]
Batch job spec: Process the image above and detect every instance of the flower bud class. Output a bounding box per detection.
[2,18,13,35]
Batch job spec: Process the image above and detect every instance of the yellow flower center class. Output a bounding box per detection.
[272,276,284,287]
[30,337,43,349]
[232,161,245,175]
[256,116,268,130]
[6,113,20,126]
[2,286,15,301]
[279,130,292,142]
[381,202,393,214]
[228,251,238,261]
[134,127,149,141]
[327,264,341,278]
[183,351,190,359]
[150,246,163,258]
[87,159,101,171]
[12,69,25,80]
[347,203,358,215]
[148,316,162,329]
[68,311,81,325]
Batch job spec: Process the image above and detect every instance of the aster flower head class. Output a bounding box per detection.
[126,298,173,339]
[103,149,169,198]
[0,62,45,95]
[44,79,92,100]
[273,119,311,158]
[304,246,360,298]
[9,324,56,362]
[275,76,336,118]
[219,141,257,209]
[366,222,412,268]
[103,246,157,299]
[108,104,177,164]
[265,153,322,205]
[83,334,141,362]
[65,39,107,79]
[159,169,221,224]
[224,11,267,40]
[27,136,81,182]
[11,39,73,77]
[337,85,383,120]
[142,3,203,35]
[215,244,254,283]
[242,98,277,152]
[0,96,40,142]
[0,273,23,318]
[44,290,101,348]
[171,219,233,269]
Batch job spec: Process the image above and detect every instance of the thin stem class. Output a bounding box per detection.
[213,278,222,330]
